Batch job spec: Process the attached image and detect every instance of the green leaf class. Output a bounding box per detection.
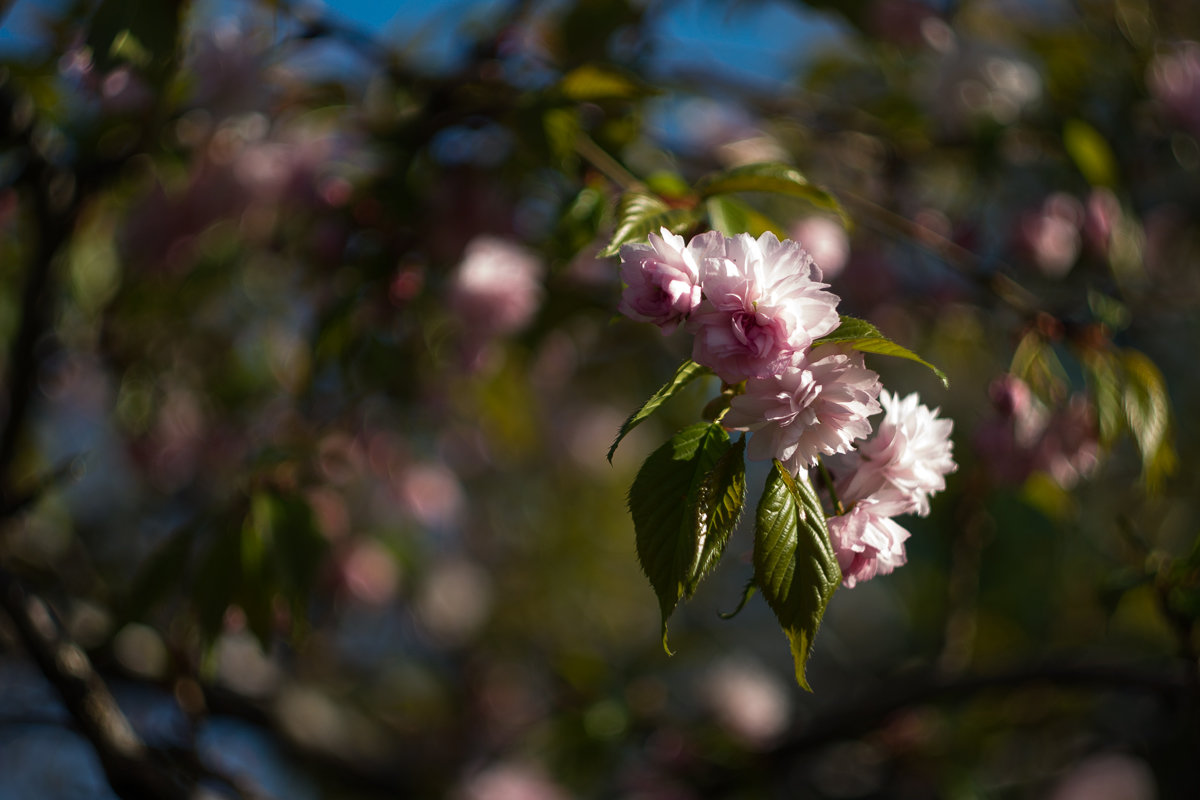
[558,64,650,101]
[1120,348,1176,491]
[815,316,949,388]
[687,436,747,596]
[86,0,186,83]
[1064,120,1117,188]
[754,462,840,691]
[705,195,785,238]
[608,360,712,463]
[694,162,848,224]
[123,526,196,622]
[1082,348,1122,446]
[601,193,700,258]
[628,423,737,651]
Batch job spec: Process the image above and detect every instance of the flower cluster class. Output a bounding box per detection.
[619,228,956,587]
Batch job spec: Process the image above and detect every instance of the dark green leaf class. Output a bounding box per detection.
[815,315,949,388]
[86,0,186,83]
[601,193,700,258]
[694,162,848,223]
[608,360,712,463]
[123,526,195,622]
[687,436,747,595]
[754,462,840,691]
[628,423,732,651]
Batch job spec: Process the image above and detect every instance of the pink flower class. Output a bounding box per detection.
[450,236,544,337]
[1148,41,1200,137]
[826,499,912,588]
[723,346,881,474]
[1018,193,1084,278]
[789,216,850,281]
[1035,395,1099,490]
[836,390,956,517]
[972,374,1047,486]
[688,232,841,382]
[617,228,718,334]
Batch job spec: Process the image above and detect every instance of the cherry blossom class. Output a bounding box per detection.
[688,231,841,382]
[617,228,719,334]
[835,390,956,517]
[723,346,881,474]
[826,498,912,588]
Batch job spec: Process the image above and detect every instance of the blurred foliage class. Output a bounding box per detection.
[0,0,1198,797]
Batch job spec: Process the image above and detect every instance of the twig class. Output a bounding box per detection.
[0,567,192,799]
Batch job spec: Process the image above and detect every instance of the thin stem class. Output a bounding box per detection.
[816,456,844,516]
[574,132,647,193]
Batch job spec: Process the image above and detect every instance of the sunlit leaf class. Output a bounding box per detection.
[815,316,949,387]
[86,0,186,81]
[601,193,700,258]
[754,462,840,691]
[1083,348,1123,446]
[608,360,712,463]
[694,162,848,224]
[628,423,734,651]
[705,195,785,238]
[1120,348,1176,491]
[1064,119,1117,188]
[559,64,651,101]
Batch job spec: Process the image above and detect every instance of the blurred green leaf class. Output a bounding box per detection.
[815,316,949,387]
[86,0,186,81]
[754,462,840,691]
[628,423,733,652]
[1064,120,1118,188]
[705,195,785,238]
[124,527,196,622]
[1083,348,1123,447]
[1120,348,1176,491]
[694,162,848,224]
[608,360,712,463]
[600,193,701,258]
[558,64,651,101]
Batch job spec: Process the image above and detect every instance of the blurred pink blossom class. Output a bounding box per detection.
[1036,395,1100,490]
[617,228,717,334]
[1050,753,1156,800]
[723,346,881,474]
[837,390,957,517]
[688,232,841,382]
[456,761,569,800]
[972,374,1047,485]
[1084,188,1121,257]
[973,374,1099,490]
[699,657,791,747]
[1018,193,1084,278]
[1148,41,1200,136]
[450,236,544,362]
[396,462,465,529]
[789,216,850,281]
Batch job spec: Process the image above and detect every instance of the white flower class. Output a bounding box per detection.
[836,390,956,516]
[723,346,881,474]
